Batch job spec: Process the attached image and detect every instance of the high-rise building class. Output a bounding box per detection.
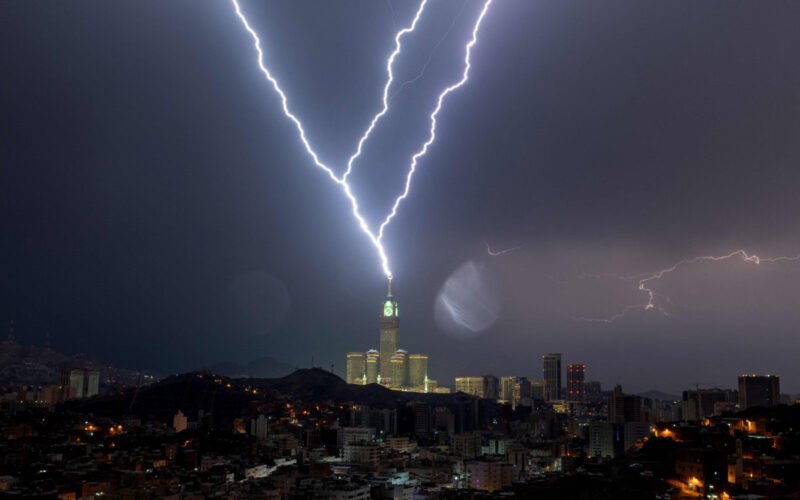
[455,376,499,399]
[410,401,432,438]
[499,376,531,408]
[738,374,780,409]
[346,352,366,385]
[84,370,99,398]
[348,279,431,392]
[61,368,84,399]
[379,278,399,379]
[589,422,624,458]
[566,363,586,402]
[682,388,738,420]
[408,354,428,388]
[250,414,269,441]
[585,381,602,402]
[365,350,379,384]
[390,350,409,388]
[499,377,515,405]
[455,377,487,398]
[543,353,562,401]
[484,375,499,400]
[530,379,545,401]
[609,385,642,423]
[60,367,100,400]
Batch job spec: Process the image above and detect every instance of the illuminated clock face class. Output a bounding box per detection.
[384,302,394,316]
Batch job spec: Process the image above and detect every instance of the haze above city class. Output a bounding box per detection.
[2,0,800,394]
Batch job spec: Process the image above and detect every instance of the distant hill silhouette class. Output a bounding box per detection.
[203,355,294,379]
[251,368,476,409]
[65,368,475,424]
[66,372,255,423]
[0,339,147,386]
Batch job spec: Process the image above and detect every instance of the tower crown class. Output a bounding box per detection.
[381,277,398,318]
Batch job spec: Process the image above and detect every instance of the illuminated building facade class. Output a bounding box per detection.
[345,278,431,390]
[59,367,100,400]
[566,363,586,402]
[454,376,498,399]
[408,354,428,388]
[346,352,366,385]
[365,350,379,384]
[379,278,399,380]
[390,350,409,388]
[499,376,531,408]
[455,377,485,397]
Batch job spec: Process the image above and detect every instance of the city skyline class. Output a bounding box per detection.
[3,1,800,497]
[2,1,800,394]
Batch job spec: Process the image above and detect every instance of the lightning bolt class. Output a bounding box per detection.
[389,0,470,102]
[231,0,494,278]
[342,0,429,182]
[230,0,430,278]
[485,240,523,257]
[576,249,800,323]
[378,0,493,241]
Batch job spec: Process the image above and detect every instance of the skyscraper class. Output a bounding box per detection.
[455,377,487,398]
[500,376,531,409]
[346,278,431,392]
[59,367,100,400]
[609,385,642,423]
[738,374,780,409]
[566,363,586,402]
[379,278,399,379]
[484,375,499,400]
[346,352,366,385]
[390,349,409,388]
[408,354,428,388]
[365,350,379,384]
[499,377,516,405]
[543,353,562,401]
[531,379,545,401]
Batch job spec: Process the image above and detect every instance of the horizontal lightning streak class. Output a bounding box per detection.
[485,240,523,257]
[576,249,800,323]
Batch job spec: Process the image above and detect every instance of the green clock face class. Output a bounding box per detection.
[384,301,394,317]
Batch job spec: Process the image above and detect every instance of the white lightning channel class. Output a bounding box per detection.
[576,249,800,323]
[485,240,523,257]
[378,0,494,241]
[231,0,429,278]
[342,0,429,181]
[232,0,494,277]
[389,0,469,102]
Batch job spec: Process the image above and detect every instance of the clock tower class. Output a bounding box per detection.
[379,277,399,380]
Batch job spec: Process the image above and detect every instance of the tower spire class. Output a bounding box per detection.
[387,276,393,297]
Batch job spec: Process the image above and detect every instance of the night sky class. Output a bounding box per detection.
[3,1,800,394]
